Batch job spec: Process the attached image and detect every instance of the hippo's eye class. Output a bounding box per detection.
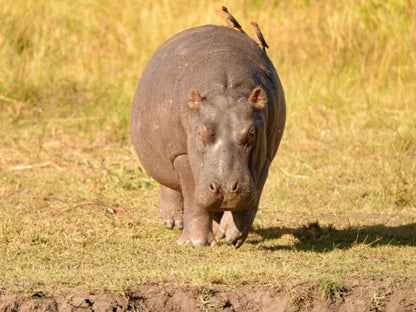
[197,124,215,147]
[240,126,256,147]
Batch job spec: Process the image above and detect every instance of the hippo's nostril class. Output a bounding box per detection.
[209,181,219,193]
[230,181,239,192]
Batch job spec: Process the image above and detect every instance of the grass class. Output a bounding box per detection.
[1,0,415,296]
[318,279,348,301]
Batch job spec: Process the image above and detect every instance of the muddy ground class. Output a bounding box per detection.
[1,280,415,312]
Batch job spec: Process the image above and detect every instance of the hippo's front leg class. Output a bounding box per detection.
[218,209,257,248]
[173,155,216,246]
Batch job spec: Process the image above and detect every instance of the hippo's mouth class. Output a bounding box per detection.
[204,192,257,212]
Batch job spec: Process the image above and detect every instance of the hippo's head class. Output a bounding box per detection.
[185,87,267,212]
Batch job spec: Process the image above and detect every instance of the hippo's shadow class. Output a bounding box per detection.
[249,222,416,252]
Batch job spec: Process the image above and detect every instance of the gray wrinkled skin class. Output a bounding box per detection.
[131,25,286,247]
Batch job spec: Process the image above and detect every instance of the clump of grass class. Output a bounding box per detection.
[197,288,216,312]
[289,286,314,311]
[370,290,387,312]
[300,221,333,241]
[318,279,348,302]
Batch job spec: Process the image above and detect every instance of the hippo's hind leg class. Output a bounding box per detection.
[159,185,184,230]
[211,211,224,236]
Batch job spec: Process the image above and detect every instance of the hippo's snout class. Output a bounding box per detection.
[197,179,256,212]
[209,180,240,194]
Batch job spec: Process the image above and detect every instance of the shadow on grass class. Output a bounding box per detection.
[250,222,416,252]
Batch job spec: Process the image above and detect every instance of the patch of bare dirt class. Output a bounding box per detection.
[0,282,414,312]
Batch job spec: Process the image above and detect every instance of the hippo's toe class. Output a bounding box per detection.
[163,218,183,230]
[164,220,174,230]
[175,219,184,230]
[177,232,217,247]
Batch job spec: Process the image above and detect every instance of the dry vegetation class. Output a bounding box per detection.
[0,0,415,303]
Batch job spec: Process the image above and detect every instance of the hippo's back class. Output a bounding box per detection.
[131,25,285,190]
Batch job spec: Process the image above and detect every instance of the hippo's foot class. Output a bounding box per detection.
[218,209,257,248]
[177,231,217,247]
[177,212,217,246]
[159,185,184,230]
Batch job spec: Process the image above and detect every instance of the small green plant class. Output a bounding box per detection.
[318,279,347,302]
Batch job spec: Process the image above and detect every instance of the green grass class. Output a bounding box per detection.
[318,279,348,301]
[1,0,415,296]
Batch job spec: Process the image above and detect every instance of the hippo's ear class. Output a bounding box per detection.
[188,88,202,111]
[249,86,267,111]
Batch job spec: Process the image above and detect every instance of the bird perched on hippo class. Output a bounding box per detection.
[221,6,245,34]
[131,24,285,248]
[250,20,269,53]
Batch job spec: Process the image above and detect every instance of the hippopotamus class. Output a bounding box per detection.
[131,25,286,247]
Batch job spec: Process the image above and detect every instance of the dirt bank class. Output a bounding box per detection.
[1,281,415,312]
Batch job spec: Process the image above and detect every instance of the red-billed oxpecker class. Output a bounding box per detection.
[250,21,269,53]
[221,6,245,34]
